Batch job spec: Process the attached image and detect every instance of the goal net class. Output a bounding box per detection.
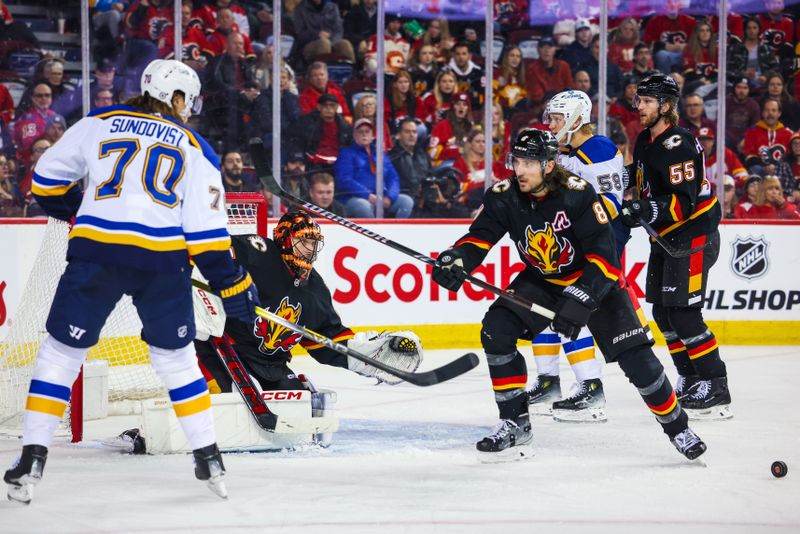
[0,192,267,439]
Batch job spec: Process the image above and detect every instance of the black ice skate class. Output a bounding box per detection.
[670,428,707,461]
[674,374,700,401]
[476,414,533,462]
[552,379,607,423]
[682,376,732,420]
[193,444,228,499]
[526,375,561,416]
[4,444,47,505]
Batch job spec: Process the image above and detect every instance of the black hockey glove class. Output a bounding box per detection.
[620,199,658,228]
[432,248,467,292]
[213,267,260,324]
[551,285,598,341]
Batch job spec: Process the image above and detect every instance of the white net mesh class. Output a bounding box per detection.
[0,195,265,435]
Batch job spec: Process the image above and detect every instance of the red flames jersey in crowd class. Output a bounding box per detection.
[642,15,697,46]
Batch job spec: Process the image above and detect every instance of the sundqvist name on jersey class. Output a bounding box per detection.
[108,117,186,146]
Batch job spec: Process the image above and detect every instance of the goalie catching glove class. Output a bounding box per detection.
[347,331,424,385]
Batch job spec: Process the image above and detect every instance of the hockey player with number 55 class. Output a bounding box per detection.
[432,128,707,462]
[4,59,259,503]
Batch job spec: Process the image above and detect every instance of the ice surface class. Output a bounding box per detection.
[1,346,798,534]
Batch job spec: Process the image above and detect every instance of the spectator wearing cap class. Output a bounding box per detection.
[14,83,57,167]
[334,118,413,219]
[722,175,738,218]
[249,65,301,160]
[88,58,123,102]
[560,19,594,74]
[305,172,347,217]
[525,36,573,110]
[293,0,355,64]
[364,12,410,76]
[626,43,659,85]
[299,62,352,121]
[725,77,761,153]
[678,93,715,138]
[288,93,353,166]
[735,174,800,219]
[743,97,793,172]
[428,93,473,166]
[641,1,696,74]
[283,152,310,202]
[697,127,748,189]
[443,42,484,110]
[44,114,66,145]
[390,116,433,202]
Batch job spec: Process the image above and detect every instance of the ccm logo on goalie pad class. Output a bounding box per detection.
[261,391,307,401]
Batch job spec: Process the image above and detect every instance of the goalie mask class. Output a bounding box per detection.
[273,211,324,284]
[543,90,592,145]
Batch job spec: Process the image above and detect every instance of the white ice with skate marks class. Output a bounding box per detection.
[1,346,799,533]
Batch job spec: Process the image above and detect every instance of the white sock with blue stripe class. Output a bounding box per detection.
[531,330,561,376]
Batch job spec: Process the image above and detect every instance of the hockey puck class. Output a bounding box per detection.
[771,461,788,478]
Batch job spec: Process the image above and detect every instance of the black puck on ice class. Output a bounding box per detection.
[771,461,788,478]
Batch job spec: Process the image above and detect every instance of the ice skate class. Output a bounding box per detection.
[670,428,707,461]
[682,376,732,420]
[674,374,700,401]
[5,445,47,505]
[526,375,561,416]
[552,379,607,423]
[193,444,228,499]
[476,414,533,463]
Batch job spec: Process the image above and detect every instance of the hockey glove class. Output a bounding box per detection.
[213,267,260,324]
[432,248,467,292]
[347,330,423,385]
[551,285,598,341]
[620,199,658,228]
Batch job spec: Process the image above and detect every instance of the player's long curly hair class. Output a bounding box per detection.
[543,163,572,194]
[124,93,184,122]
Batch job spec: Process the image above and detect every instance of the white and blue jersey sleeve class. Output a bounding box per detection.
[557,135,626,220]
[33,105,235,283]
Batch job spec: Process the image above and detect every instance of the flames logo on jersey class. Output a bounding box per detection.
[518,222,575,274]
[761,29,786,50]
[253,297,303,355]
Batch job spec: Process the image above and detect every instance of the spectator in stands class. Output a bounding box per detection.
[0,107,13,157]
[122,0,172,82]
[210,0,249,36]
[334,118,413,218]
[409,44,439,99]
[289,93,353,167]
[722,175,738,218]
[429,93,473,166]
[299,62,352,120]
[205,7,255,59]
[453,127,510,213]
[0,0,41,49]
[758,142,796,199]
[525,36,573,111]
[743,97,793,171]
[384,69,425,134]
[17,137,50,217]
[727,16,778,89]
[44,114,66,146]
[306,171,346,216]
[787,133,800,201]
[42,59,79,122]
[609,75,644,147]
[352,93,391,152]
[741,174,761,204]
[14,83,56,166]
[411,18,455,68]
[735,174,800,219]
[0,83,12,126]
[561,18,594,74]
[390,117,432,203]
[88,58,124,103]
[249,65,301,161]
[583,34,624,99]
[573,70,594,98]
[221,151,258,193]
[697,127,748,188]
[494,46,528,117]
[0,153,21,217]
[92,0,126,45]
[489,101,511,164]
[293,0,354,64]
[444,42,484,109]
[92,88,115,110]
[757,0,795,57]
[159,0,210,72]
[627,43,658,84]
[343,0,377,58]
[365,13,410,76]
[762,71,800,131]
[282,152,309,202]
[609,17,643,73]
[679,93,715,137]
[413,165,470,219]
[641,0,696,74]
[725,77,761,153]
[423,70,457,125]
[682,20,718,83]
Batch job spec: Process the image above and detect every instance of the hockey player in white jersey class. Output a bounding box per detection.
[4,59,258,503]
[527,90,648,422]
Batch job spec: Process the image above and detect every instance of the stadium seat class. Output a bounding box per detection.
[479,38,505,66]
[518,39,539,60]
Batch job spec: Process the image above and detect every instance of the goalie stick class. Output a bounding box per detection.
[192,279,478,387]
[247,138,556,321]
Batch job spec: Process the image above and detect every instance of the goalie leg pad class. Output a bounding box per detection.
[347,330,423,384]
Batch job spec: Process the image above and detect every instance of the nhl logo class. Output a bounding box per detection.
[730,236,769,280]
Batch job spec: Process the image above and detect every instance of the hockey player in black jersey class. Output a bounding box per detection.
[195,210,423,395]
[432,128,706,461]
[621,74,731,420]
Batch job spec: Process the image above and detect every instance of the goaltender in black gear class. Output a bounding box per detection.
[432,128,707,461]
[622,74,731,420]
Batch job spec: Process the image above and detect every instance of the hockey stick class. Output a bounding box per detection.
[248,138,556,321]
[621,204,706,259]
[193,280,478,387]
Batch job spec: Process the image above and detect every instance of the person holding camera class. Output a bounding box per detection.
[413,166,470,219]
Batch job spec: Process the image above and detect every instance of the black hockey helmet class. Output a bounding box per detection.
[506,128,559,169]
[636,73,680,101]
[273,210,324,283]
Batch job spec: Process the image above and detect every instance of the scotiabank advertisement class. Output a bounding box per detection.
[1,220,798,344]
